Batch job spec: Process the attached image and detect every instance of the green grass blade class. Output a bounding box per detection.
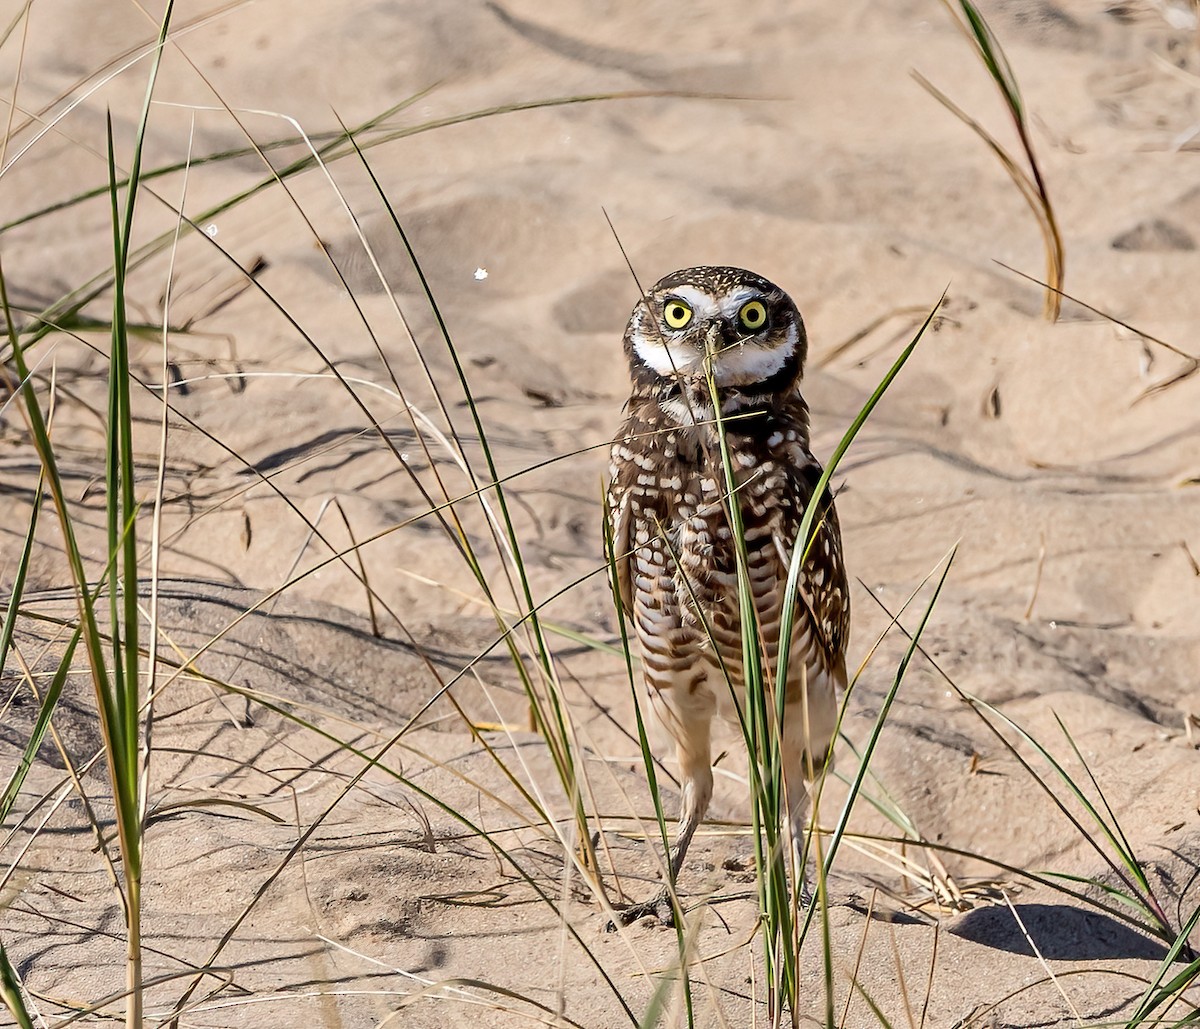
[1049,712,1185,947]
[1035,870,1159,926]
[858,584,1184,945]
[0,88,714,237]
[97,5,175,1024]
[706,364,798,1015]
[638,964,681,1029]
[0,943,35,1029]
[965,695,1152,902]
[0,628,82,824]
[958,0,1023,117]
[802,548,956,946]
[0,471,42,682]
[103,111,133,800]
[3,90,725,375]
[775,290,945,701]
[701,292,942,1020]
[1126,904,1200,1026]
[602,495,674,874]
[848,976,898,1029]
[0,468,64,824]
[0,268,112,746]
[1052,713,1148,887]
[4,100,420,358]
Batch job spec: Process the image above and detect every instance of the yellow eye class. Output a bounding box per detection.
[738,300,768,332]
[663,299,693,330]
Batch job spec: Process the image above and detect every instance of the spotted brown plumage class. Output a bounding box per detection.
[606,266,849,926]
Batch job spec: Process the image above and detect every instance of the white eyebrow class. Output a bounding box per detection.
[717,287,765,318]
[663,285,721,321]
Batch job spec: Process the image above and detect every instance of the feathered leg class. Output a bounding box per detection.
[780,667,838,909]
[613,680,714,927]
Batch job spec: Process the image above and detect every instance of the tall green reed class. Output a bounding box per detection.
[1,5,175,1023]
[682,292,946,1024]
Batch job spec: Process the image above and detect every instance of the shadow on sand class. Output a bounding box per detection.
[951,903,1169,961]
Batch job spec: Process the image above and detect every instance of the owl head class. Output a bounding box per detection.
[622,266,808,424]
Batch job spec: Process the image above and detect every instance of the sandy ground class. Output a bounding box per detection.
[3,1,1200,1026]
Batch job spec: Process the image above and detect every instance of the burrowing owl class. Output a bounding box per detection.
[606,266,849,925]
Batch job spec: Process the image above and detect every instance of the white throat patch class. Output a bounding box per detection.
[632,334,703,377]
[713,322,798,386]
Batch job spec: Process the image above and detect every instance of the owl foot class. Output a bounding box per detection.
[797,877,814,910]
[605,888,677,930]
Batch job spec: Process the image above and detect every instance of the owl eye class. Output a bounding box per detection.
[663,299,693,330]
[738,300,768,332]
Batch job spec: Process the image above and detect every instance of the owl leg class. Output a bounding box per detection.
[613,678,714,928]
[665,694,715,879]
[781,756,815,909]
[780,689,835,910]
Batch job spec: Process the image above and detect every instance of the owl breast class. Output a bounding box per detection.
[608,395,849,694]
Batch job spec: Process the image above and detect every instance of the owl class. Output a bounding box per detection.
[606,266,849,926]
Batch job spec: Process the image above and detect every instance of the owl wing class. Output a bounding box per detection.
[606,436,636,622]
[772,460,850,673]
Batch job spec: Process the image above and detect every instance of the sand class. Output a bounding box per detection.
[2,0,1199,1026]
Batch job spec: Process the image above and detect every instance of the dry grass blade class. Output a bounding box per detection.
[0,1,244,176]
[840,889,879,1028]
[158,685,640,1027]
[996,260,1200,402]
[919,923,939,1029]
[1,2,34,52]
[141,111,195,830]
[918,0,1064,320]
[999,890,1083,1024]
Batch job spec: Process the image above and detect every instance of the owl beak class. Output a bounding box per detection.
[702,321,723,362]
